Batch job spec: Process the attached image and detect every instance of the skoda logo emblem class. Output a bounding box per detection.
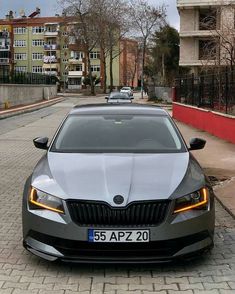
[113,195,124,205]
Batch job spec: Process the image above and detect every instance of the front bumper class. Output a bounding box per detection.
[23,229,214,263]
[22,175,215,263]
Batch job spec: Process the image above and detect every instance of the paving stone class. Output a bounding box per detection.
[179,283,204,290]
[203,282,230,290]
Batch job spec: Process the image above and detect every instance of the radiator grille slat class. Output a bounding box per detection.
[67,200,170,227]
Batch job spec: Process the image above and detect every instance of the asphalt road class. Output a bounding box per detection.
[0,95,234,294]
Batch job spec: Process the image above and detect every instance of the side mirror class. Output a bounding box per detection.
[130,96,134,99]
[189,138,206,151]
[33,137,49,150]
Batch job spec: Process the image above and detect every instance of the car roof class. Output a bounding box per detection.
[70,104,169,116]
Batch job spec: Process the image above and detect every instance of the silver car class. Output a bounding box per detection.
[105,92,133,103]
[22,104,215,263]
[120,86,133,96]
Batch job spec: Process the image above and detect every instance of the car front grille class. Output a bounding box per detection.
[66,200,170,227]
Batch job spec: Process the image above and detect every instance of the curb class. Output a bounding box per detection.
[214,177,235,219]
[0,96,65,120]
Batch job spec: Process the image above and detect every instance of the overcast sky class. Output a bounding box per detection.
[0,0,179,29]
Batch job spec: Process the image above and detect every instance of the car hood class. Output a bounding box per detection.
[31,152,192,207]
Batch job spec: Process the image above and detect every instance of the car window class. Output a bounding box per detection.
[51,114,186,153]
[109,93,129,99]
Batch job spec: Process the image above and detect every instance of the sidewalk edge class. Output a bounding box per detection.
[0,97,65,120]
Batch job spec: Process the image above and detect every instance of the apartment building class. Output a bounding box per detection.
[119,38,139,88]
[177,0,235,74]
[0,23,12,75]
[0,9,135,89]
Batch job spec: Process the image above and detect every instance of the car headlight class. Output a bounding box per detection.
[29,187,64,214]
[173,187,209,214]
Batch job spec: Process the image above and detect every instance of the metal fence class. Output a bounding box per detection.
[0,71,57,85]
[175,69,235,115]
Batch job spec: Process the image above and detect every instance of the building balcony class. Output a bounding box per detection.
[0,45,10,51]
[0,58,9,64]
[180,30,217,38]
[69,58,84,64]
[44,44,60,50]
[43,63,59,70]
[43,55,59,63]
[43,70,58,76]
[179,59,217,66]
[44,31,59,37]
[68,70,84,77]
[0,33,10,39]
[177,0,223,9]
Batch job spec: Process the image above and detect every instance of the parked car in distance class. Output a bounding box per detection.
[120,86,133,96]
[105,92,133,103]
[22,104,215,263]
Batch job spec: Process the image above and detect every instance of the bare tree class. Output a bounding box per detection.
[199,4,235,110]
[199,4,235,71]
[128,0,166,98]
[58,0,103,95]
[92,0,129,93]
[105,0,129,92]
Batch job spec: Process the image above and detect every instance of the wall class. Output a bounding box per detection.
[0,84,57,108]
[180,9,197,32]
[173,102,235,144]
[155,87,172,102]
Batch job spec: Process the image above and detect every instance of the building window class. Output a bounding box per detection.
[199,8,219,30]
[45,25,58,33]
[75,64,83,71]
[71,51,84,60]
[32,26,44,34]
[15,66,27,72]
[32,53,43,60]
[14,27,26,34]
[32,66,43,73]
[62,58,68,63]
[14,53,27,60]
[14,40,26,47]
[89,52,100,59]
[0,51,10,58]
[199,39,217,60]
[63,44,68,49]
[90,65,100,72]
[62,32,69,36]
[32,39,44,47]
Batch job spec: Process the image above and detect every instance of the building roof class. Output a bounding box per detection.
[177,0,235,8]
[0,16,75,26]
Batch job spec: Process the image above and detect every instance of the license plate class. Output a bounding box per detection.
[88,229,149,243]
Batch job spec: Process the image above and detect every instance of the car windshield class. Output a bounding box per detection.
[51,114,186,153]
[109,93,130,99]
[122,87,131,90]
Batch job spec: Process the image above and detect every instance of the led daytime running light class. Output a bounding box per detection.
[174,188,208,213]
[29,187,64,214]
